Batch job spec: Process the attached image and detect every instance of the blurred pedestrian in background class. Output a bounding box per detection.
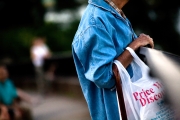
[30,36,52,95]
[0,64,34,120]
[44,62,56,94]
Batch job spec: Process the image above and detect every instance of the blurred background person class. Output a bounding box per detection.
[30,37,51,95]
[44,62,57,94]
[0,64,34,120]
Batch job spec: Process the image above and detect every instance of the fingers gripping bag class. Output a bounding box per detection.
[114,47,175,120]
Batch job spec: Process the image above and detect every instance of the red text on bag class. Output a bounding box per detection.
[132,82,164,107]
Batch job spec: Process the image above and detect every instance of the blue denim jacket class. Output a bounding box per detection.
[72,0,137,119]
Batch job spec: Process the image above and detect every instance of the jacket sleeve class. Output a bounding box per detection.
[73,25,118,89]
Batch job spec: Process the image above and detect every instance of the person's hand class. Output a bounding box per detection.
[128,33,154,51]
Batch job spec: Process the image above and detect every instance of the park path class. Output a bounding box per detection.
[21,93,91,120]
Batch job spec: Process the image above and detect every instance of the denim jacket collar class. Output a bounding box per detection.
[88,0,122,18]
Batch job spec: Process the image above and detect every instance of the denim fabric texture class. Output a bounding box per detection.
[72,0,137,119]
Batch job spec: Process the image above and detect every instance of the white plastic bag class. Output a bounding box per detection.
[114,47,175,120]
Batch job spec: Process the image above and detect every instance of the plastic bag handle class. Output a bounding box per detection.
[126,47,149,74]
[114,60,139,120]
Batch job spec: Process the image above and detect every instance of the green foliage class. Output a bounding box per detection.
[0,0,180,63]
[124,0,180,55]
[0,28,33,62]
[0,21,79,63]
[34,21,79,52]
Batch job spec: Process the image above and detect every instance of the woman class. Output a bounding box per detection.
[72,0,154,119]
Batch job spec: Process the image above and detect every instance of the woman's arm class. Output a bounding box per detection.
[113,33,154,79]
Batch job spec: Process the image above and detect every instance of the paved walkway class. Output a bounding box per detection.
[21,93,91,120]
